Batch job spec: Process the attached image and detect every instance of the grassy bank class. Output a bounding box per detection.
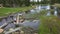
[0,6,35,17]
[38,9,60,34]
[38,16,60,34]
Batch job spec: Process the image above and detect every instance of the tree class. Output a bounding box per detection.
[50,0,60,4]
[0,0,31,7]
[37,0,40,4]
[24,0,30,6]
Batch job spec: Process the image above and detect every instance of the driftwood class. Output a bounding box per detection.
[0,23,8,28]
[0,19,14,28]
[4,27,21,34]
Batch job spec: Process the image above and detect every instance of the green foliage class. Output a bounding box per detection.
[50,9,54,15]
[0,0,30,7]
[38,9,60,34]
[39,10,48,16]
[40,0,49,4]
[50,0,60,4]
[39,16,60,34]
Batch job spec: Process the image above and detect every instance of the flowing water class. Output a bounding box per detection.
[0,5,58,33]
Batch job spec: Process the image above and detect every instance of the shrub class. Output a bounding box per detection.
[39,16,60,34]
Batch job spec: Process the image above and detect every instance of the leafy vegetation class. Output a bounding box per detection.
[39,15,60,34]
[39,10,48,16]
[0,0,30,7]
[38,9,60,34]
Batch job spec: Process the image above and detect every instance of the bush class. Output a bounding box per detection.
[39,16,60,34]
[50,9,55,15]
[39,10,48,16]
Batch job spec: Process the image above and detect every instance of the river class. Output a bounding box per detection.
[0,5,58,33]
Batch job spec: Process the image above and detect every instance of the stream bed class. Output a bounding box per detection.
[0,5,58,34]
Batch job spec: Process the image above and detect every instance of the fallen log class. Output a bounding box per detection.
[4,27,22,34]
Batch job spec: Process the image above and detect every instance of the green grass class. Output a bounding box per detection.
[0,6,35,17]
[38,11,60,34]
[38,16,60,34]
[38,9,60,34]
